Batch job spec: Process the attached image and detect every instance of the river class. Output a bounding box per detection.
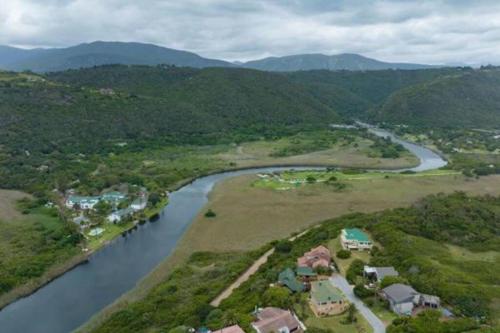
[0,128,446,333]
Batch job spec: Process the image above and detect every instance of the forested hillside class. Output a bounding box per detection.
[0,66,342,191]
[371,68,500,128]
[286,67,469,117]
[1,66,339,155]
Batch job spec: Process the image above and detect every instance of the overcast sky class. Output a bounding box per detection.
[1,0,500,65]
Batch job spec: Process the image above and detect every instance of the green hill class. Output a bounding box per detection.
[286,68,465,117]
[0,65,340,156]
[370,68,500,128]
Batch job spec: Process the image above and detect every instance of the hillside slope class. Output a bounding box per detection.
[243,53,435,72]
[0,41,233,72]
[0,66,339,157]
[286,68,465,116]
[370,68,500,128]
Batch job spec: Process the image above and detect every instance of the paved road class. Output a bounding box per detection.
[330,274,386,333]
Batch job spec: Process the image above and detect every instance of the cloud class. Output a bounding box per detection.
[1,0,500,65]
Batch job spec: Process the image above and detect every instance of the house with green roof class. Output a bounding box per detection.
[340,228,373,250]
[278,268,305,293]
[309,280,348,316]
[296,266,317,280]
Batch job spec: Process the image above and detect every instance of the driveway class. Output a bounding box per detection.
[329,274,386,333]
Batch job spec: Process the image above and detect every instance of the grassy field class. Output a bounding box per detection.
[0,194,82,308]
[217,134,418,169]
[0,189,31,222]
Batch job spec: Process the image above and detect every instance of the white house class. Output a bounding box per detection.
[340,228,373,250]
[107,207,135,223]
[65,195,101,210]
[131,194,147,211]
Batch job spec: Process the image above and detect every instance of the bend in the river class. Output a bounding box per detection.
[0,126,447,333]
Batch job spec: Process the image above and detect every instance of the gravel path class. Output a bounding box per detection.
[210,248,275,306]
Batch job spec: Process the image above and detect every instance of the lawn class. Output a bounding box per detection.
[294,294,372,333]
[85,221,135,251]
[328,236,372,275]
[217,131,419,170]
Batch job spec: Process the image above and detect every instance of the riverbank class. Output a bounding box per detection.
[0,196,169,312]
[0,253,88,310]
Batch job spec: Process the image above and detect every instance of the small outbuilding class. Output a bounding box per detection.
[364,266,399,282]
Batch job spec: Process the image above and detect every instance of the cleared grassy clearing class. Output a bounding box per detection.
[0,189,31,222]
[217,135,418,170]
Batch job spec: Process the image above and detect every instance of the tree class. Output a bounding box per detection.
[346,259,365,284]
[263,287,292,308]
[380,276,408,289]
[275,240,292,253]
[336,249,352,259]
[149,192,161,206]
[205,209,216,218]
[353,283,375,298]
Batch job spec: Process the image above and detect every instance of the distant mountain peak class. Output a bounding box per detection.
[242,53,435,72]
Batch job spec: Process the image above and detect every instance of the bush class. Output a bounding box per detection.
[346,259,365,284]
[336,249,352,259]
[205,209,216,218]
[380,276,408,289]
[275,240,293,253]
[353,283,375,299]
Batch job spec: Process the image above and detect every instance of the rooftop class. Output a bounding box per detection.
[212,325,245,333]
[382,283,418,303]
[343,228,370,242]
[296,266,317,277]
[278,268,304,292]
[310,281,343,303]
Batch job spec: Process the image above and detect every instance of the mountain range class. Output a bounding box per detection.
[0,41,434,72]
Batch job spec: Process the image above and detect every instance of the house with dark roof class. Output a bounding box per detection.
[278,268,304,293]
[252,307,305,333]
[364,266,399,282]
[309,280,347,316]
[340,228,373,250]
[381,283,420,315]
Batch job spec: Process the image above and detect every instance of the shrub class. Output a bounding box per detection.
[380,276,409,289]
[205,209,216,218]
[275,240,293,253]
[346,259,365,284]
[354,283,375,299]
[336,249,352,259]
